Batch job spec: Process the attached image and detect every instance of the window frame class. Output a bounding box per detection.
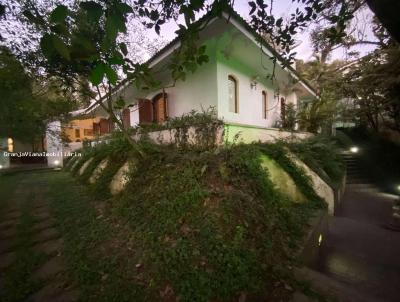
[228,75,239,113]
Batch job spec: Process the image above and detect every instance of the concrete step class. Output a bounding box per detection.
[345,183,379,193]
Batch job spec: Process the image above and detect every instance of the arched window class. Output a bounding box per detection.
[228,75,238,113]
[262,91,268,119]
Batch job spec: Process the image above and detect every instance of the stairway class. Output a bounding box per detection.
[342,152,368,185]
[313,152,400,302]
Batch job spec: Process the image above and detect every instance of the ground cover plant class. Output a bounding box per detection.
[283,136,346,189]
[61,134,331,301]
[0,133,340,301]
[118,143,327,301]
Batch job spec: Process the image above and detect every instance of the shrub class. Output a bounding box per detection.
[283,135,345,188]
[113,143,324,301]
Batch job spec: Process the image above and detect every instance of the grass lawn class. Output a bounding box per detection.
[0,171,152,302]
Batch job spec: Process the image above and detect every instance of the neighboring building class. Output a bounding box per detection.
[80,8,316,132]
[63,118,101,143]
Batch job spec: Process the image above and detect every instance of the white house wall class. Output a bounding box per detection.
[106,37,219,125]
[143,37,219,119]
[87,18,313,129]
[146,60,218,119]
[217,61,282,128]
[212,21,304,129]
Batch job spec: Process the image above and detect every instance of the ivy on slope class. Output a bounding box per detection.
[283,136,345,189]
[109,143,325,301]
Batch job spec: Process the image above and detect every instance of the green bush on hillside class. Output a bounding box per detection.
[284,136,345,188]
[65,130,339,301]
[111,143,324,301]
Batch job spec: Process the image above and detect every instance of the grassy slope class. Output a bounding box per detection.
[284,136,345,189]
[1,134,345,302]
[67,139,329,301]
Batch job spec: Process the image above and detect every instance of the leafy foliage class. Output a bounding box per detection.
[0,47,73,145]
[134,107,224,151]
[284,136,345,188]
[343,42,400,132]
[297,95,338,134]
[66,137,330,301]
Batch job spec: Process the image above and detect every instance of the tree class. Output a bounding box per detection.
[344,41,400,132]
[2,0,399,148]
[1,0,173,156]
[0,46,73,148]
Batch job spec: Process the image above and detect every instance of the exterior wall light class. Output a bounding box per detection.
[397,185,400,192]
[0,164,3,169]
[318,234,323,246]
[350,146,359,153]
[54,160,60,166]
[250,75,260,90]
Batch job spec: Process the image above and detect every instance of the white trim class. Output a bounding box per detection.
[148,17,219,67]
[149,41,181,68]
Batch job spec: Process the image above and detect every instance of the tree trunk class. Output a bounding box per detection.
[366,0,400,42]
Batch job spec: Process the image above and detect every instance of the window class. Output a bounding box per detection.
[262,91,268,119]
[228,75,238,113]
[75,129,80,138]
[84,129,93,136]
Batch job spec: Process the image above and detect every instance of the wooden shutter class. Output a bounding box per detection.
[139,99,153,124]
[108,118,115,132]
[153,93,168,123]
[93,122,100,135]
[99,118,109,134]
[122,108,131,128]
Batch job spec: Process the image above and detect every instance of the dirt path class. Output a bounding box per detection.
[0,176,79,302]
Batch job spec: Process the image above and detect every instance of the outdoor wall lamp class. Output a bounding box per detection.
[54,160,60,166]
[350,146,359,153]
[250,75,260,90]
[0,164,3,169]
[318,234,323,246]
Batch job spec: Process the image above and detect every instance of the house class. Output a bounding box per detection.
[59,8,316,159]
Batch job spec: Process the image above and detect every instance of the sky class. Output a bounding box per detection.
[0,0,378,64]
[149,0,378,62]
